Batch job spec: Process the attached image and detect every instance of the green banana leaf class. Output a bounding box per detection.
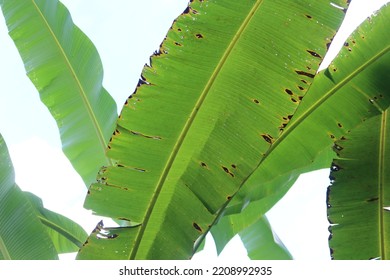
[227,3,390,215]
[211,141,334,256]
[0,134,58,260]
[239,216,292,260]
[0,0,117,186]
[327,111,390,260]
[78,0,347,260]
[211,199,292,259]
[24,192,88,254]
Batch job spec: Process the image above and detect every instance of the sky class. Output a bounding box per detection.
[0,0,389,260]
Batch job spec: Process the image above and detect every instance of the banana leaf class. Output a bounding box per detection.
[211,199,293,259]
[0,134,58,259]
[78,0,348,260]
[327,111,390,259]
[239,216,292,260]
[24,192,88,254]
[0,0,117,186]
[228,3,390,214]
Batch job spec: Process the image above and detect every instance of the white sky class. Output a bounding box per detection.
[0,0,388,260]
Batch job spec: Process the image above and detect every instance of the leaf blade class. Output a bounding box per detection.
[80,0,347,260]
[229,3,390,215]
[239,216,292,260]
[327,111,390,259]
[24,192,88,254]
[0,134,58,260]
[0,0,117,186]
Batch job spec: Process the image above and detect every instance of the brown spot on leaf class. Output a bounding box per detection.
[295,70,315,78]
[193,222,202,232]
[261,134,274,144]
[130,130,162,140]
[222,166,234,177]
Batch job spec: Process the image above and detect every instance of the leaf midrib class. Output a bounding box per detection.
[379,111,387,260]
[39,216,84,249]
[263,44,390,167]
[130,0,265,259]
[230,43,390,201]
[31,0,112,166]
[0,235,11,260]
[197,8,390,255]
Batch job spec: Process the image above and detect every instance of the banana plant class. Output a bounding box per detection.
[0,0,389,260]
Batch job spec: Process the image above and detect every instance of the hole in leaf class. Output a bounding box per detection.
[306,50,322,59]
[333,143,343,151]
[331,163,341,171]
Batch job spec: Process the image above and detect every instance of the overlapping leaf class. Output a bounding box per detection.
[228,3,390,216]
[0,0,117,186]
[327,111,390,259]
[239,216,292,260]
[25,192,88,254]
[0,134,58,259]
[78,0,347,259]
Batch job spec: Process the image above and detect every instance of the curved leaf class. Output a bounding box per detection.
[239,216,292,260]
[211,198,293,259]
[211,141,334,255]
[24,192,88,254]
[0,0,117,186]
[0,134,58,260]
[327,111,390,260]
[79,0,347,259]
[228,3,390,214]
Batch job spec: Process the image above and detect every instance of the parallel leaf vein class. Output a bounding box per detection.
[31,0,111,165]
[130,0,264,259]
